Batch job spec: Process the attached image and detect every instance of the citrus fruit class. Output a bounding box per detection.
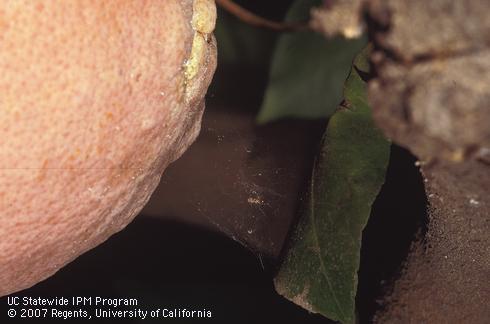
[0,0,217,296]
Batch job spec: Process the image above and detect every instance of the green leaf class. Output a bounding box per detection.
[214,8,277,66]
[274,46,391,324]
[257,0,366,124]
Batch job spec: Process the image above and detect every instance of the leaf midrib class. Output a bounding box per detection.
[309,165,347,322]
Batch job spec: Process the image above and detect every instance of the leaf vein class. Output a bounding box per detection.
[310,166,347,321]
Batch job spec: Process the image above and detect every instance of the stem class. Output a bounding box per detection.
[215,0,309,32]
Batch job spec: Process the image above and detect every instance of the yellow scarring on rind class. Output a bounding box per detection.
[184,0,216,98]
[192,0,216,34]
[184,33,206,82]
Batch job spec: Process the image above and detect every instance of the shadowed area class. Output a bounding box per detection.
[0,217,329,324]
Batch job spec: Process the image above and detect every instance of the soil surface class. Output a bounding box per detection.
[375,160,489,323]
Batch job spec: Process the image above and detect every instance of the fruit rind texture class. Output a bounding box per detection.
[0,0,217,297]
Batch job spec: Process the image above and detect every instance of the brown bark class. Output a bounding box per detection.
[368,0,490,322]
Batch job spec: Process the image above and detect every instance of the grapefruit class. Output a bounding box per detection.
[0,0,217,296]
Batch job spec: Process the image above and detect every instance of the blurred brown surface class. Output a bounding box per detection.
[143,106,325,259]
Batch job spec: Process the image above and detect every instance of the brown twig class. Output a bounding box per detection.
[215,0,309,32]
